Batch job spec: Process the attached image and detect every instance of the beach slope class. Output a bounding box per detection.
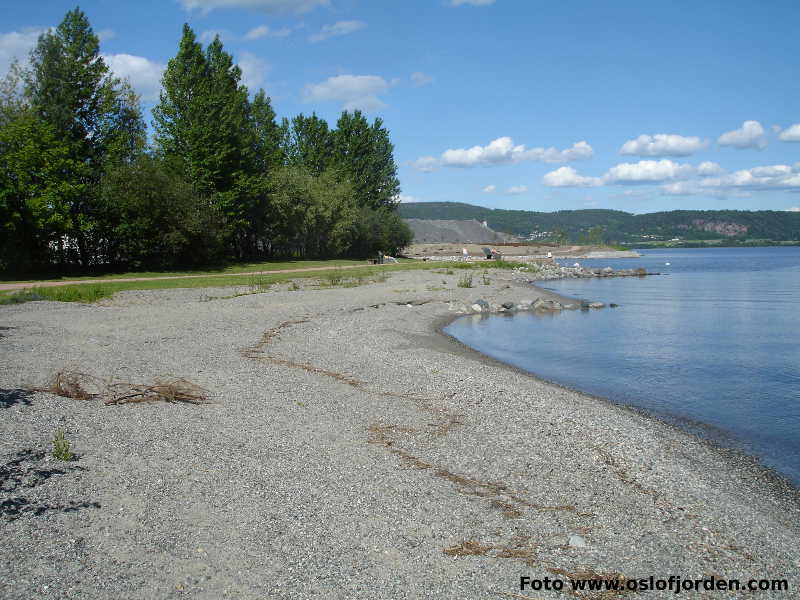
[1,268,797,599]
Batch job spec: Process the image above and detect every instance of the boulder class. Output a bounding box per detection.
[501,301,515,310]
[473,299,490,311]
[588,302,605,309]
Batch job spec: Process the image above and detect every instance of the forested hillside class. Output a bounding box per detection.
[399,203,800,245]
[0,8,411,275]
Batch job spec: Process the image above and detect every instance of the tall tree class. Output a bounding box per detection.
[153,28,257,255]
[25,7,145,266]
[152,24,211,191]
[283,113,333,176]
[332,110,400,211]
[250,89,284,172]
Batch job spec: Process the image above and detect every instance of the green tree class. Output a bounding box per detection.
[283,113,333,176]
[152,24,208,188]
[25,7,145,267]
[347,206,412,258]
[250,89,283,172]
[98,155,225,268]
[154,28,258,256]
[267,167,357,257]
[332,110,400,210]
[0,110,79,273]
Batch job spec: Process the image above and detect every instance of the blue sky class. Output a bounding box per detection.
[3,0,800,214]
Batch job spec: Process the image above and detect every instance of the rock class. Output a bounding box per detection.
[531,298,546,310]
[602,266,614,273]
[501,301,515,310]
[563,303,578,310]
[610,303,619,308]
[580,300,591,310]
[635,267,647,276]
[588,302,605,309]
[473,299,490,311]
[568,534,587,548]
[490,303,502,312]
[470,303,484,313]
[551,301,563,310]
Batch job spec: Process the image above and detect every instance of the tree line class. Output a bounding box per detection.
[0,8,411,275]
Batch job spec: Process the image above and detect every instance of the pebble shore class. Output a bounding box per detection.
[1,267,798,599]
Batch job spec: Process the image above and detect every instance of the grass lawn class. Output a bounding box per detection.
[0,258,376,284]
[0,259,531,305]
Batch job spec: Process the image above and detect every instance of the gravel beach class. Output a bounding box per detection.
[1,267,798,599]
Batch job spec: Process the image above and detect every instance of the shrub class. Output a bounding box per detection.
[52,429,74,461]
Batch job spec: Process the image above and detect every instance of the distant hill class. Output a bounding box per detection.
[398,202,800,245]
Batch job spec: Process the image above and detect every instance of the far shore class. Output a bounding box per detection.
[1,267,797,598]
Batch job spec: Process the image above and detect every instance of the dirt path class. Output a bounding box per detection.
[0,263,385,292]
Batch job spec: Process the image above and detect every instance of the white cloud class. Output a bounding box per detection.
[605,159,696,184]
[449,0,496,6]
[244,24,292,40]
[778,123,800,142]
[482,184,496,193]
[506,185,528,195]
[309,20,366,43]
[543,167,602,188]
[178,0,329,14]
[545,159,704,189]
[408,156,440,172]
[394,194,418,203]
[660,182,752,198]
[785,207,800,212]
[237,51,269,90]
[0,28,45,74]
[718,120,768,150]
[410,136,592,171]
[662,164,800,197]
[303,74,389,111]
[410,71,434,87]
[103,54,165,102]
[96,29,115,42]
[697,161,724,176]
[199,29,232,44]
[620,133,708,157]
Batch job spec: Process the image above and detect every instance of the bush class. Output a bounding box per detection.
[52,429,74,461]
[98,156,227,269]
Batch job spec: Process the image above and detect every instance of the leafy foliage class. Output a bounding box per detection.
[0,12,409,276]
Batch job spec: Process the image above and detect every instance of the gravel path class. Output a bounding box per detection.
[1,269,798,599]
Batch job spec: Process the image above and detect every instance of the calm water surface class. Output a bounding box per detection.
[445,247,800,484]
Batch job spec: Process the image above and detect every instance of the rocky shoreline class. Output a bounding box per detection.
[449,263,651,314]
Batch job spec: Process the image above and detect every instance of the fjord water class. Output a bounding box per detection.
[445,247,800,484]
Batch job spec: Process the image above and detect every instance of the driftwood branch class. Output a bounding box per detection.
[33,371,209,406]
